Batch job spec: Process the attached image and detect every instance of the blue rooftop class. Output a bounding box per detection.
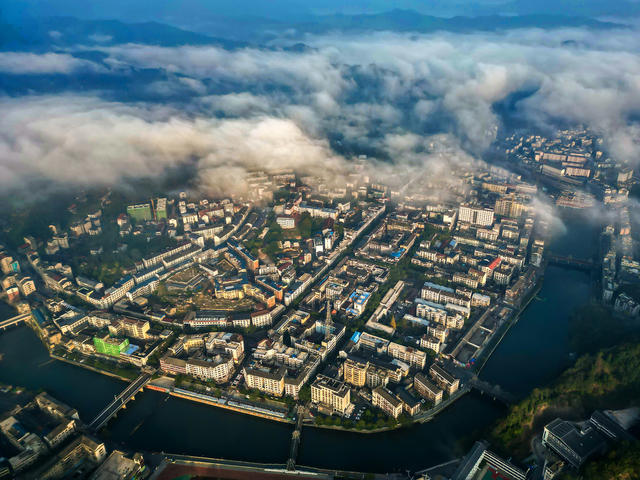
[124,344,140,355]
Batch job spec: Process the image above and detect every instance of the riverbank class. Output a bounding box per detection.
[308,386,472,434]
[479,264,592,398]
[48,337,476,435]
[33,303,512,436]
[50,353,134,384]
[45,354,297,425]
[51,346,476,436]
[0,325,508,472]
[31,311,476,434]
[162,386,294,425]
[50,347,296,426]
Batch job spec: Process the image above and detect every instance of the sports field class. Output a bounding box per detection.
[477,465,516,480]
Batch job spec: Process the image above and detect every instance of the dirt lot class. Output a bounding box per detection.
[168,266,202,284]
[164,290,259,316]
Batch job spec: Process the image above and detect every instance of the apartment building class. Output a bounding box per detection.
[427,324,447,342]
[421,282,471,309]
[311,375,352,415]
[419,335,441,353]
[276,216,296,229]
[285,361,318,399]
[17,276,36,296]
[251,309,272,328]
[109,317,150,339]
[429,364,460,395]
[366,366,390,389]
[185,357,234,383]
[160,355,187,375]
[140,241,193,269]
[458,205,494,226]
[372,386,403,418]
[43,419,76,448]
[414,372,443,405]
[243,365,286,396]
[205,332,245,363]
[388,341,426,369]
[342,357,368,387]
[98,275,135,308]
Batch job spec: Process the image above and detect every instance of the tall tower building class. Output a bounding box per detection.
[325,300,333,340]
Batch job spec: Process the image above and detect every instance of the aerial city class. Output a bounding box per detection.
[0,1,639,479]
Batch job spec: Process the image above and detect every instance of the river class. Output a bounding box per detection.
[0,209,598,472]
[481,208,597,396]
[0,302,14,321]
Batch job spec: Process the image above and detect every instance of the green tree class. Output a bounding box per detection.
[298,214,313,238]
[491,342,640,456]
[298,385,311,403]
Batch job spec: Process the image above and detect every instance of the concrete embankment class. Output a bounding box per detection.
[147,384,295,425]
[50,354,134,383]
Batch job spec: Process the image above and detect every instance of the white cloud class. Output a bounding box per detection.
[0,52,101,74]
[4,25,640,197]
[100,43,348,98]
[79,27,640,159]
[201,93,274,116]
[0,96,349,197]
[88,33,113,43]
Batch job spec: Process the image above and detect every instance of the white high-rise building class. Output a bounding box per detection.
[458,205,495,226]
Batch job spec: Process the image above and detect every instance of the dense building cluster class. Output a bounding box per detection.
[0,126,637,480]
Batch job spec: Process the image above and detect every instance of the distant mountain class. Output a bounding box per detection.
[295,9,623,34]
[0,10,625,52]
[0,16,245,50]
[499,0,640,17]
[3,0,640,24]
[165,10,624,42]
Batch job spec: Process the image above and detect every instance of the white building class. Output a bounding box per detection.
[458,205,494,226]
[276,216,296,229]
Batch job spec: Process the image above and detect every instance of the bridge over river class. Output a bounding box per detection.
[287,405,306,471]
[547,254,594,272]
[88,372,151,431]
[0,313,31,331]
